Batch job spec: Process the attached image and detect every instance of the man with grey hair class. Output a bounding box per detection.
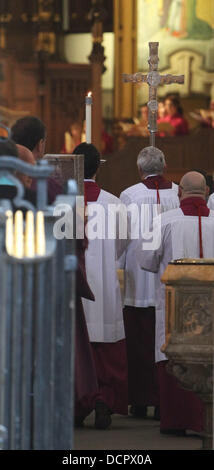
[136,170,214,434]
[119,146,179,419]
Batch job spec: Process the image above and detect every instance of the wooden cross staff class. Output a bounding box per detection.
[123,42,185,146]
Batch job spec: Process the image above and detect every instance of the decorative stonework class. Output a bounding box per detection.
[162,260,214,450]
[177,292,212,337]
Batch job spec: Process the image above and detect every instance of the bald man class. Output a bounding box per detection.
[136,171,214,434]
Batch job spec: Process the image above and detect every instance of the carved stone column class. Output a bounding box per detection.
[161,260,214,449]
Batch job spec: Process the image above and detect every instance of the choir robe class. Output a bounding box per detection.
[136,197,214,431]
[120,175,179,408]
[207,192,214,209]
[82,180,129,415]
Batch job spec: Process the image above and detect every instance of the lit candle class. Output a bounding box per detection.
[14,211,24,258]
[5,210,14,256]
[85,91,92,144]
[25,211,35,258]
[35,211,46,256]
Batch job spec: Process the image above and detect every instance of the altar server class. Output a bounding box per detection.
[120,146,179,418]
[74,143,129,430]
[136,171,214,433]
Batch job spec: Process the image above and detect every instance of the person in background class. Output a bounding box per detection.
[61,122,84,154]
[158,97,189,136]
[11,116,46,161]
[101,120,114,155]
[158,99,166,119]
[16,144,35,189]
[11,116,62,204]
[0,140,36,208]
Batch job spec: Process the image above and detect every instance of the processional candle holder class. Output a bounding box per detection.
[161,259,214,449]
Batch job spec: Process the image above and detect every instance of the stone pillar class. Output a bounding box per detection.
[88,2,106,152]
[161,260,214,450]
[114,0,137,119]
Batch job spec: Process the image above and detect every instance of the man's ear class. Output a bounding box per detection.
[178,186,182,199]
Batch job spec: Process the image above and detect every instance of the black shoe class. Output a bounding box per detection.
[74,416,85,428]
[160,428,186,436]
[130,405,147,418]
[95,401,112,430]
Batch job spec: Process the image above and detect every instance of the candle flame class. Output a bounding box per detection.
[87,91,92,97]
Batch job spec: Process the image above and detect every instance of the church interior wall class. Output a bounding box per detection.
[137,0,214,121]
[64,32,114,121]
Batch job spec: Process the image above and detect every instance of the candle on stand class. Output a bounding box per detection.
[85,91,92,144]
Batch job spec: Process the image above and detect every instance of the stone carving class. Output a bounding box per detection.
[178,293,212,336]
[162,261,214,449]
[167,362,213,396]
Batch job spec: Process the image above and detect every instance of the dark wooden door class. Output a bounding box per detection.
[44,63,92,152]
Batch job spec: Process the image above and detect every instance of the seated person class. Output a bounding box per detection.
[190,99,214,129]
[158,99,166,119]
[125,104,150,137]
[61,122,84,154]
[158,97,189,136]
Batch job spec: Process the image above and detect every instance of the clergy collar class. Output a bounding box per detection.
[84,179,96,183]
[144,174,159,180]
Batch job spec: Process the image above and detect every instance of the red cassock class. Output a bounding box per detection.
[83,180,128,416]
[157,196,207,432]
[75,238,98,416]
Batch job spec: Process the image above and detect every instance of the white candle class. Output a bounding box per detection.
[86,91,92,144]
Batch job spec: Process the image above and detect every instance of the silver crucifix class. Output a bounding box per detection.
[123,42,185,146]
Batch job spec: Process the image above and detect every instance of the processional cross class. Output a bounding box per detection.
[123,42,185,146]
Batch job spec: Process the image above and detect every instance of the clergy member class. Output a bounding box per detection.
[136,171,214,434]
[120,146,179,419]
[73,143,129,430]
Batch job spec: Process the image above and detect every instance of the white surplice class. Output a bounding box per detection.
[82,189,128,343]
[207,193,214,209]
[119,182,179,307]
[136,207,214,362]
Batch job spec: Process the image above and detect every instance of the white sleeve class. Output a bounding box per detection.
[207,194,214,210]
[135,223,171,273]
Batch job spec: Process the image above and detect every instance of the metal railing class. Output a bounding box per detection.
[0,156,77,449]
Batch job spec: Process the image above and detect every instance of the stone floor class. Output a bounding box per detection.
[74,408,203,451]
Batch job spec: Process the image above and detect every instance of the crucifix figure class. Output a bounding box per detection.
[123,42,185,146]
